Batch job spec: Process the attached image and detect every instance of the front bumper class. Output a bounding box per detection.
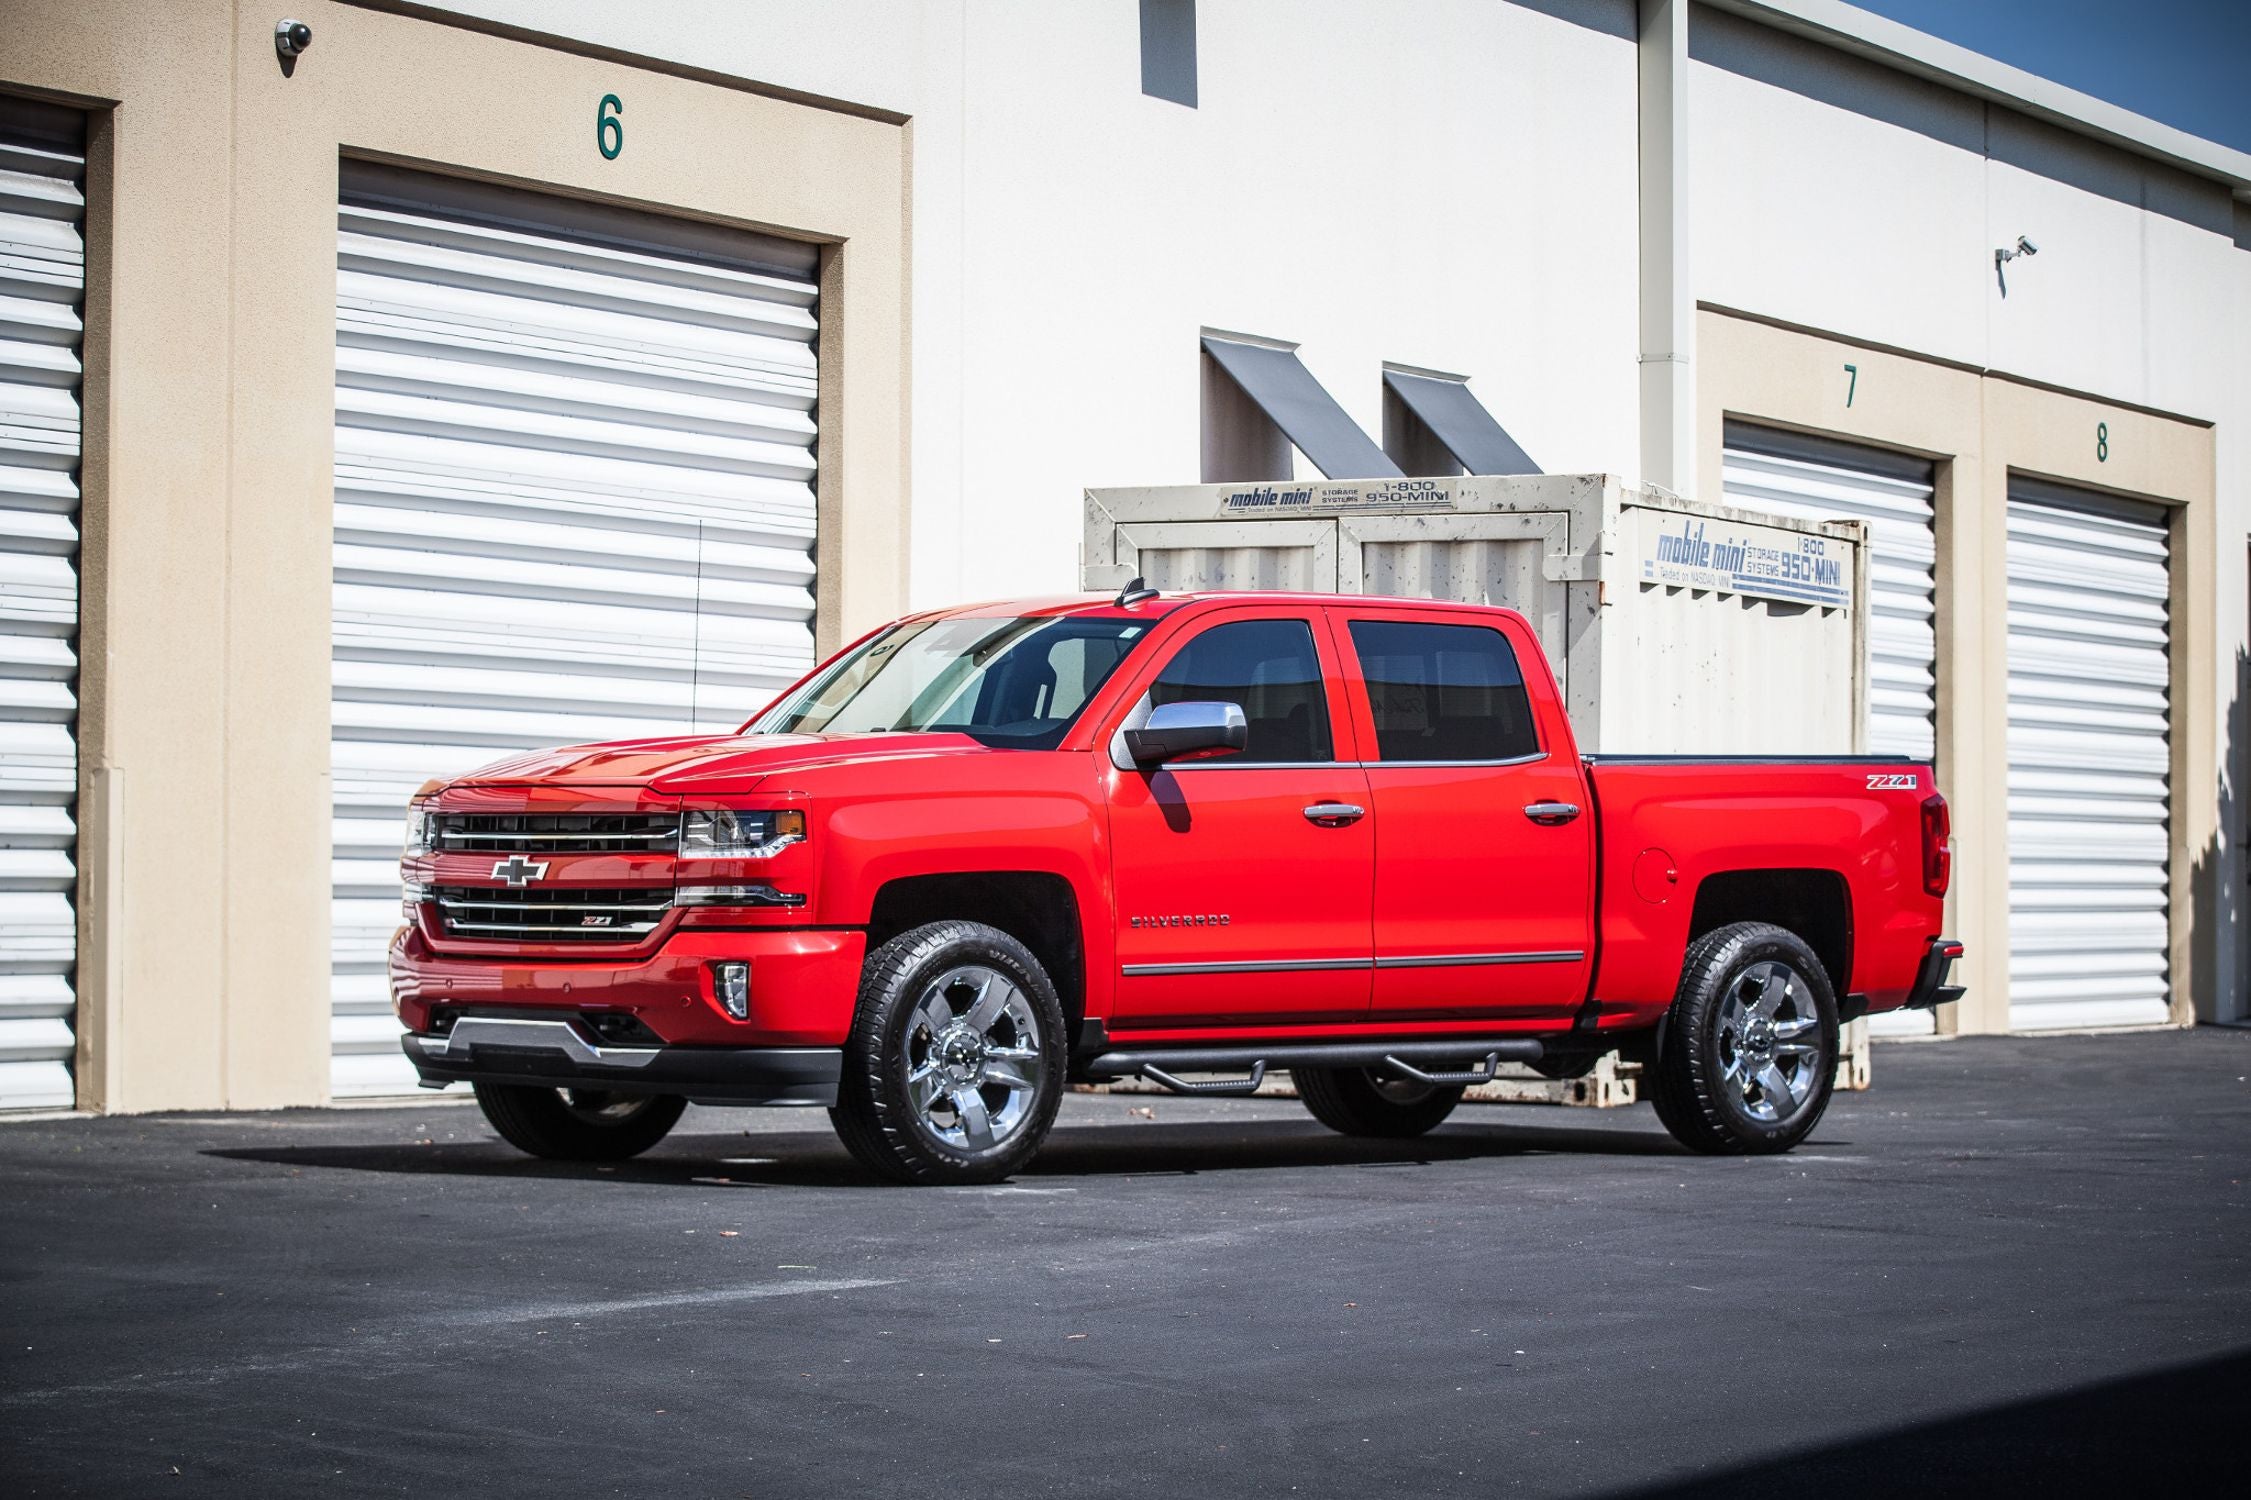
[1901,936,1966,1011]
[388,923,867,1047]
[402,1016,840,1105]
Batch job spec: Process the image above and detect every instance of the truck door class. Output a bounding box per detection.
[1335,610,1594,1020]
[1104,610,1374,1026]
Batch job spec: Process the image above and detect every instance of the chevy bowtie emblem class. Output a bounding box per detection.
[491,855,550,887]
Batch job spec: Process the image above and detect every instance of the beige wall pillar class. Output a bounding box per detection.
[1700,308,2215,1035]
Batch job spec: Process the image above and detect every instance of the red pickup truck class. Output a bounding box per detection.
[392,589,1961,1183]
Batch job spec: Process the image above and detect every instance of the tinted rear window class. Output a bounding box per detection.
[1347,620,1539,762]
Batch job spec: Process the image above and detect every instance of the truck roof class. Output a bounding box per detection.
[926,591,1526,622]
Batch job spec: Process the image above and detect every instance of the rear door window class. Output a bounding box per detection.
[1346,619,1539,762]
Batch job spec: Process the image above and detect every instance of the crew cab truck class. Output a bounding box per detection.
[393,589,1962,1184]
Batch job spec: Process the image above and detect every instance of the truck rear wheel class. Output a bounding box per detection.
[1649,921,1838,1155]
[830,920,1067,1185]
[472,1084,686,1161]
[1295,1067,1465,1138]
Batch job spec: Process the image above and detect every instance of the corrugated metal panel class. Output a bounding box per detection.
[1611,573,1858,756]
[1723,426,1937,1038]
[1340,512,1571,663]
[1113,520,1337,593]
[2005,479,2171,1031]
[0,100,84,1112]
[332,165,819,1096]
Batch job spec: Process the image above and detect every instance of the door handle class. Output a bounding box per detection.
[1302,802,1366,827]
[1523,801,1581,825]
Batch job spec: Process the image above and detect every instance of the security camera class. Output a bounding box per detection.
[275,19,312,58]
[1993,234,2040,296]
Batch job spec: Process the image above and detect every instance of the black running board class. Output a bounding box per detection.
[1084,1037,1545,1098]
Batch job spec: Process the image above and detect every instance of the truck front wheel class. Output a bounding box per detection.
[830,920,1067,1185]
[472,1085,686,1161]
[1649,921,1838,1155]
[1295,1067,1464,1138]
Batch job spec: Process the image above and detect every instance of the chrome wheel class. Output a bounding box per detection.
[1714,960,1825,1123]
[902,964,1044,1152]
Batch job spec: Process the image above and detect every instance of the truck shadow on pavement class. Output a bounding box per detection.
[205,1115,1694,1188]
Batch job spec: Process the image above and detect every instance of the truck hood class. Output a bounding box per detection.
[449,731,993,796]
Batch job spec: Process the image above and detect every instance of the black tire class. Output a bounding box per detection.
[829,920,1067,1185]
[1648,921,1839,1155]
[473,1084,686,1161]
[1295,1066,1465,1138]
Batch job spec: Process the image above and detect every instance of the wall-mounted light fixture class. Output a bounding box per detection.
[1995,235,2038,297]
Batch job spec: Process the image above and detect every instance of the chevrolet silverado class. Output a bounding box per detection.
[392,587,1961,1183]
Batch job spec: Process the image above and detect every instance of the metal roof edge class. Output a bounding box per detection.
[1699,0,2251,201]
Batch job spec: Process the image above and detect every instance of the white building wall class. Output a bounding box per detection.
[1689,15,1990,367]
[428,0,1645,607]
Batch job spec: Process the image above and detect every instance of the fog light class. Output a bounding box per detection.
[714,961,750,1020]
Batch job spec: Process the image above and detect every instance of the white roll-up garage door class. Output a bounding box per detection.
[2005,479,2171,1031]
[1723,424,1939,1037]
[0,100,85,1112]
[1723,425,1937,757]
[332,165,820,1096]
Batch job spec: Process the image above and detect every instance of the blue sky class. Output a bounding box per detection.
[1853,0,2251,154]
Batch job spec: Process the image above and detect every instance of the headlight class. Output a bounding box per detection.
[680,808,806,859]
[403,803,435,858]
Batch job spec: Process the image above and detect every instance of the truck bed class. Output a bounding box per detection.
[1582,754,1944,1028]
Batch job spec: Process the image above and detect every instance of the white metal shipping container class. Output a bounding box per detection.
[1082,474,1869,755]
[1081,472,1876,1095]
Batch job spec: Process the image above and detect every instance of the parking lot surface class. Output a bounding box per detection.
[2,1029,2246,1497]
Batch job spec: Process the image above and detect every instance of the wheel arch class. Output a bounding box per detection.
[1686,868,1852,998]
[866,871,1086,1035]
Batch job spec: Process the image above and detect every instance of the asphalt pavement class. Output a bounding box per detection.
[2,1028,2247,1497]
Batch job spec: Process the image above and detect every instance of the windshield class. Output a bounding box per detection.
[749,615,1152,749]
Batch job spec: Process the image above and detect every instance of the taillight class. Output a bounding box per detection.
[1920,793,1952,897]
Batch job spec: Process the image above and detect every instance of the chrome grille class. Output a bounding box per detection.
[433,886,673,941]
[434,813,678,854]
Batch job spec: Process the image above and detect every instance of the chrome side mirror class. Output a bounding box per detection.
[1123,701,1248,766]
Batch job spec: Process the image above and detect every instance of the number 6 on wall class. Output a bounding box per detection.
[597,93,624,160]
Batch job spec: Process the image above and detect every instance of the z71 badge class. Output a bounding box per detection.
[1866,773,1918,790]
